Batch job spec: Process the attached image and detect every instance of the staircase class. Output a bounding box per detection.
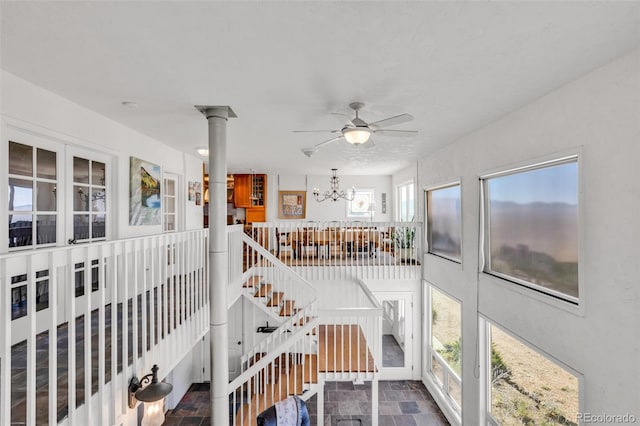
[228,234,321,425]
[234,352,319,425]
[227,230,382,426]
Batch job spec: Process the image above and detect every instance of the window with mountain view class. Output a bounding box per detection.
[427,184,462,262]
[489,323,579,425]
[483,159,579,301]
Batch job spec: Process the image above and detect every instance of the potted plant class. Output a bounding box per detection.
[393,227,416,261]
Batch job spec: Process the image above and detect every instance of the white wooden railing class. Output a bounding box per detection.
[251,221,422,281]
[318,279,382,382]
[0,230,209,426]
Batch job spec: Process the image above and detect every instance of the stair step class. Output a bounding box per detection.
[295,316,312,326]
[267,292,285,307]
[243,276,262,288]
[255,284,273,298]
[279,300,296,316]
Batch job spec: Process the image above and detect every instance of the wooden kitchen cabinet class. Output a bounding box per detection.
[246,207,266,223]
[233,174,267,223]
[233,174,252,208]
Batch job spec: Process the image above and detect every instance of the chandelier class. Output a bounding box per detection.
[313,168,355,202]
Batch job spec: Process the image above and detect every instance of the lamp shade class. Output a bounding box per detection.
[135,381,173,402]
[343,128,371,144]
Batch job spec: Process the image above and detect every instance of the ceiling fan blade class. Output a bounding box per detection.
[293,129,339,133]
[314,135,344,149]
[368,113,414,130]
[374,129,418,137]
[331,112,354,126]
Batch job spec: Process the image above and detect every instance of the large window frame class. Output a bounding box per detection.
[67,146,112,244]
[479,318,582,426]
[426,182,462,263]
[480,155,580,305]
[424,281,462,422]
[6,136,62,252]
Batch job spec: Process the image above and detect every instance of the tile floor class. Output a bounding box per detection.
[382,335,405,368]
[163,380,450,425]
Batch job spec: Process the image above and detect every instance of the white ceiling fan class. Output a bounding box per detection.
[296,102,418,157]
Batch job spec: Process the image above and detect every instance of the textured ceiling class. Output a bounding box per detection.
[2,2,638,175]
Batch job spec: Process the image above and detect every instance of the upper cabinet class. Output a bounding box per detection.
[233,174,267,209]
[233,174,252,208]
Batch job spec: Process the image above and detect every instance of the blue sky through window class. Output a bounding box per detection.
[489,162,577,205]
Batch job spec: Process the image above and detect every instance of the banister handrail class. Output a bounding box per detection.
[241,232,316,293]
[355,278,382,309]
[227,316,318,392]
[0,228,208,260]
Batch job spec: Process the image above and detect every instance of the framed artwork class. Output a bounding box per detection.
[195,181,202,194]
[278,190,306,219]
[129,156,161,225]
[347,189,374,218]
[188,181,195,201]
[195,192,201,206]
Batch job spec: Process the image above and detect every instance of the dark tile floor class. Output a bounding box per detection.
[382,335,404,368]
[163,380,449,426]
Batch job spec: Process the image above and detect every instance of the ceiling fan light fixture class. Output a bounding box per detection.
[343,127,371,145]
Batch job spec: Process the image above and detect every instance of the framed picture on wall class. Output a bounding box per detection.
[129,156,161,225]
[188,181,195,201]
[278,190,306,219]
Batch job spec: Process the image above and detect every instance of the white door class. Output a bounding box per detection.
[163,173,180,232]
[66,146,112,244]
[375,292,414,380]
[228,297,244,380]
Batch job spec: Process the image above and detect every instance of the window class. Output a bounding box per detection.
[428,285,462,412]
[71,156,107,242]
[482,159,578,301]
[397,181,415,222]
[427,184,462,262]
[8,141,58,249]
[163,175,178,232]
[488,323,578,425]
[347,189,374,219]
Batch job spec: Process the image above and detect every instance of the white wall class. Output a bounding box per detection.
[267,173,392,222]
[419,50,640,424]
[0,70,203,248]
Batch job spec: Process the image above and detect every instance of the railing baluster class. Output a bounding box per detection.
[26,255,36,425]
[48,251,58,425]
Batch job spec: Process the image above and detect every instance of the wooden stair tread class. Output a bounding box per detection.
[255,283,273,297]
[279,300,296,316]
[295,316,312,326]
[267,292,285,307]
[243,275,262,288]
